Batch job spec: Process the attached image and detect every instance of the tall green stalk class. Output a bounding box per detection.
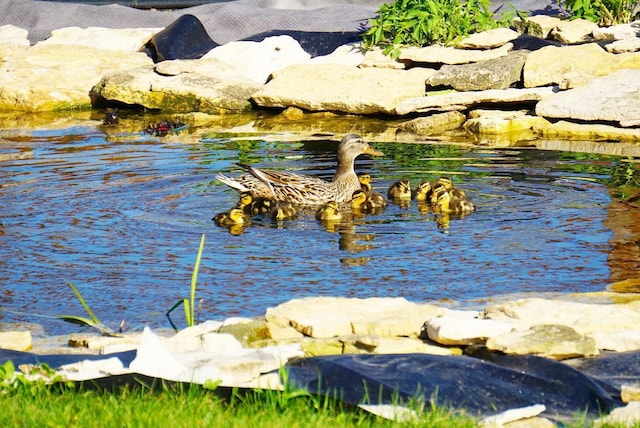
[167,233,205,331]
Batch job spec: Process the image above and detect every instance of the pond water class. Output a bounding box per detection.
[0,115,626,336]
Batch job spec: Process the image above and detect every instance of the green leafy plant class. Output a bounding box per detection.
[362,0,515,57]
[560,0,639,25]
[57,282,118,336]
[167,233,205,331]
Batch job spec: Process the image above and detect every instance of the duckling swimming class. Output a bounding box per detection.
[433,187,475,214]
[213,207,246,227]
[438,176,467,199]
[387,179,412,200]
[412,181,433,202]
[270,201,298,221]
[358,173,387,208]
[235,191,255,213]
[316,201,343,221]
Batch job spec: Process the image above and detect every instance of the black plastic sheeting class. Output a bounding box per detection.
[2,347,639,423]
[284,351,626,423]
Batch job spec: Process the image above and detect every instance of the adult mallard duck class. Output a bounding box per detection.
[217,134,383,205]
[316,201,343,221]
[388,179,412,200]
[358,173,387,208]
[213,207,246,227]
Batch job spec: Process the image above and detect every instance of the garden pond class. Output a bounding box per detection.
[0,111,638,337]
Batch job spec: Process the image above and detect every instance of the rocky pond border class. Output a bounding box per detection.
[0,12,639,144]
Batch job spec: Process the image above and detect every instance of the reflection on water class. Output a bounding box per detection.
[0,119,623,336]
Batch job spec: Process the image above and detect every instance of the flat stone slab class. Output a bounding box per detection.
[395,87,555,115]
[251,64,434,115]
[535,68,640,125]
[398,42,513,64]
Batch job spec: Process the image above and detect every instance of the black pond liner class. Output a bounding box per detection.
[1,347,636,423]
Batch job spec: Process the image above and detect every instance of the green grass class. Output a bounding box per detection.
[0,380,480,428]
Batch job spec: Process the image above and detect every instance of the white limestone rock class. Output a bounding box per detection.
[535,68,640,126]
[395,87,555,115]
[533,120,640,142]
[37,26,161,52]
[483,298,640,351]
[486,324,599,359]
[0,43,153,111]
[513,15,562,39]
[549,18,599,44]
[588,330,640,352]
[425,310,526,346]
[464,109,550,136]
[457,28,520,49]
[479,404,546,427]
[398,42,513,64]
[359,46,407,69]
[524,43,615,89]
[0,331,32,351]
[57,357,128,381]
[621,384,640,403]
[594,401,640,427]
[265,296,446,338]
[605,38,640,53]
[251,64,434,115]
[0,24,29,46]
[397,111,467,136]
[203,35,311,84]
[592,22,640,41]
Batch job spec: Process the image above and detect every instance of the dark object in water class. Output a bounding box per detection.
[242,30,362,58]
[147,14,218,62]
[103,109,118,125]
[145,121,187,137]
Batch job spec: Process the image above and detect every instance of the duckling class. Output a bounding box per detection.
[433,188,475,214]
[235,191,255,213]
[358,173,387,208]
[438,176,467,199]
[248,197,274,215]
[213,207,246,227]
[387,179,412,200]
[412,181,433,202]
[270,201,298,221]
[316,201,343,221]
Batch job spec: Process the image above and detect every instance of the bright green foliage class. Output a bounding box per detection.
[560,0,639,25]
[361,0,515,56]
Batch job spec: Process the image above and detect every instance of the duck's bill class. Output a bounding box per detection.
[365,147,384,156]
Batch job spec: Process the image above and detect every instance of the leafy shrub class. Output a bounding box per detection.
[560,0,639,25]
[361,0,515,55]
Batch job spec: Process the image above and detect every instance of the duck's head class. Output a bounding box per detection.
[413,181,432,201]
[339,134,384,159]
[438,176,454,189]
[237,192,253,207]
[228,208,246,224]
[358,173,372,191]
[434,189,451,211]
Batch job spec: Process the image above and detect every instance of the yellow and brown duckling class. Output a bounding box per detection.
[316,201,343,221]
[437,176,467,199]
[351,190,385,215]
[387,179,412,200]
[412,181,433,202]
[358,173,387,208]
[235,191,255,213]
[213,207,246,227]
[217,134,384,205]
[270,201,298,221]
[432,185,475,214]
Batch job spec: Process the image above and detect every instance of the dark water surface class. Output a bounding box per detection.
[0,120,619,335]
